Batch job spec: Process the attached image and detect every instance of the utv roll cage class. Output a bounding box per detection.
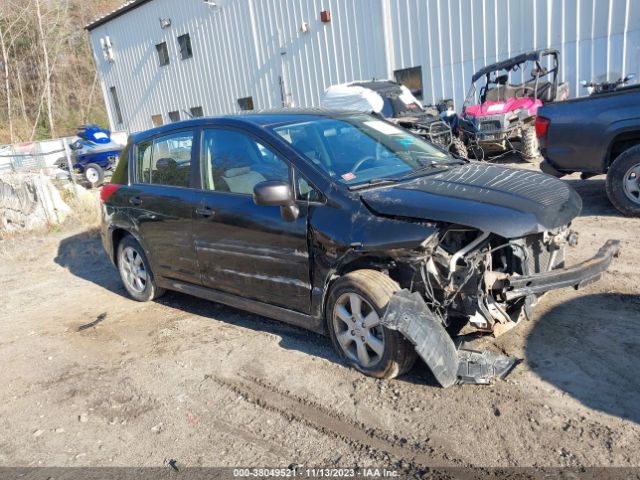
[464,49,561,106]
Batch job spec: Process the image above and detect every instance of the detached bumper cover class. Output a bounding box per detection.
[506,239,621,300]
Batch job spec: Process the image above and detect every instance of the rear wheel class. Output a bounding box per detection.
[117,235,165,301]
[326,269,417,379]
[450,136,468,159]
[606,145,640,217]
[520,125,539,162]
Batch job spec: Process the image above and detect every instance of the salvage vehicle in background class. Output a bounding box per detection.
[581,73,636,95]
[100,111,619,387]
[56,124,123,186]
[460,49,569,161]
[321,80,466,157]
[538,82,640,216]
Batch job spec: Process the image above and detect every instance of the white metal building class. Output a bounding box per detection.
[87,0,640,134]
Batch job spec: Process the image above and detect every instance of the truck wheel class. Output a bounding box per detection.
[521,126,539,162]
[326,269,417,379]
[117,235,165,302]
[450,136,469,159]
[84,163,105,187]
[606,145,640,217]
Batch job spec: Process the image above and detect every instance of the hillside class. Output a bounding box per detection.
[0,0,122,144]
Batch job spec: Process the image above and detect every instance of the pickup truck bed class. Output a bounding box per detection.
[537,85,640,216]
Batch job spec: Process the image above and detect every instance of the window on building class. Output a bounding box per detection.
[151,114,164,127]
[189,106,204,118]
[202,128,289,194]
[168,111,180,122]
[177,34,193,60]
[156,42,169,66]
[135,131,193,187]
[237,96,254,111]
[109,86,123,125]
[394,66,423,99]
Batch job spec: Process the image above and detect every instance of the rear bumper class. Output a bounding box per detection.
[539,158,566,178]
[506,239,621,299]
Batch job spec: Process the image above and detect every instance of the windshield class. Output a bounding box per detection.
[271,114,453,186]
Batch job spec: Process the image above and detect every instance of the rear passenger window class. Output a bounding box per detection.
[135,131,193,187]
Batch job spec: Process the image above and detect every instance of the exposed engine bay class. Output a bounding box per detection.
[381,225,619,387]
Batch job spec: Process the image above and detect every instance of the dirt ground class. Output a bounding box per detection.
[1,162,639,472]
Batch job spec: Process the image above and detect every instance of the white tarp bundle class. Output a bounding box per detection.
[320,83,385,113]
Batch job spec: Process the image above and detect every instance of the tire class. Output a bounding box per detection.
[326,269,417,379]
[605,145,640,217]
[117,235,166,302]
[520,125,539,162]
[84,163,104,187]
[450,136,468,159]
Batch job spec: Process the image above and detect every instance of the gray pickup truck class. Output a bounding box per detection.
[537,84,640,216]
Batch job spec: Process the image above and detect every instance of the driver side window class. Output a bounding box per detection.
[202,129,290,194]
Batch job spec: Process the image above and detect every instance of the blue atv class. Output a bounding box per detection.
[57,125,123,186]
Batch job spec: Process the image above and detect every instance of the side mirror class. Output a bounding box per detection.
[253,180,299,221]
[69,140,83,150]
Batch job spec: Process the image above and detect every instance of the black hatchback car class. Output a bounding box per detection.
[101,110,619,384]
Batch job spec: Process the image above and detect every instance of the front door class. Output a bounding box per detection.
[128,129,201,284]
[193,127,311,314]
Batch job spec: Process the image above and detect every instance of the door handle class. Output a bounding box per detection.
[195,206,215,217]
[129,196,142,206]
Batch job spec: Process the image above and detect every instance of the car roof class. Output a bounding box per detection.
[129,108,357,143]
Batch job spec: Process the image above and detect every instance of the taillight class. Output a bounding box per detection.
[536,116,550,139]
[100,183,121,203]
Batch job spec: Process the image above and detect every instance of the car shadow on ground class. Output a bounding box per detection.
[525,293,640,424]
[563,177,624,217]
[54,229,126,296]
[54,231,443,384]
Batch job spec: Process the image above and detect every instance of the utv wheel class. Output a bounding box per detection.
[450,136,469,159]
[117,235,165,302]
[520,125,539,162]
[326,269,417,379]
[84,163,105,187]
[606,145,640,217]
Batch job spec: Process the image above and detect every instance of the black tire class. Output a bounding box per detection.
[326,269,417,379]
[450,136,468,159]
[117,235,166,302]
[605,145,640,217]
[520,125,539,162]
[84,163,105,187]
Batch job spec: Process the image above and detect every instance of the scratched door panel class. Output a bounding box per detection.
[193,192,311,314]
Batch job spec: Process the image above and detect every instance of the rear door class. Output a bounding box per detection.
[127,129,202,284]
[192,127,311,313]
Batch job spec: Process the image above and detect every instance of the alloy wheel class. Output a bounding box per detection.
[332,292,385,368]
[120,246,148,293]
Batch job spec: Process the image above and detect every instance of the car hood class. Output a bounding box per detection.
[359,162,582,238]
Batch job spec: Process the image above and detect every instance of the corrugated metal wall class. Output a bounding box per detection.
[89,0,640,133]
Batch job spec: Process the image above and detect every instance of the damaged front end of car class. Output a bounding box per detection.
[380,225,620,387]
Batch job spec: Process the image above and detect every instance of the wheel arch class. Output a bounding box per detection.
[606,130,640,169]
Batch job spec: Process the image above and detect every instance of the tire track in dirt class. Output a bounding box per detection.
[207,373,459,467]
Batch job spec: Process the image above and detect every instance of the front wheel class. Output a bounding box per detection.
[117,235,165,302]
[606,145,640,217]
[326,270,417,379]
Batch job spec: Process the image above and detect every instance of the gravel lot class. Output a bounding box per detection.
[1,163,639,471]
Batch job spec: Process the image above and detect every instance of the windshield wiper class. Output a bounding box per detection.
[348,178,400,191]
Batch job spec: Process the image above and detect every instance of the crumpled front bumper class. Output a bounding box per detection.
[505,239,621,300]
